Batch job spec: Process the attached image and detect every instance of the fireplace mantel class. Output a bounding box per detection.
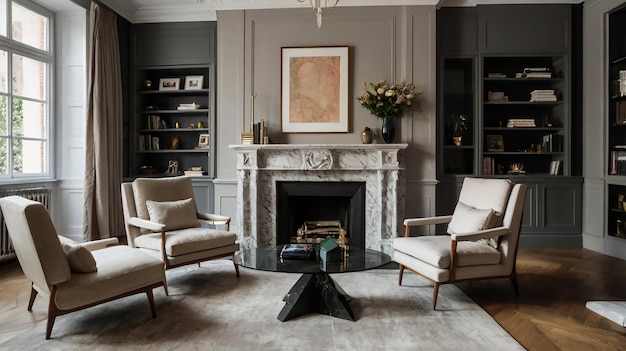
[230,144,408,252]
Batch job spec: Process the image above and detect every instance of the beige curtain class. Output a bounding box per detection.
[83,2,123,241]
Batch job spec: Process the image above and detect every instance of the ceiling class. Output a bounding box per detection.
[97,0,582,23]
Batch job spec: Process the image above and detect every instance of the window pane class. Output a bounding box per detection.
[0,50,6,93]
[12,98,45,138]
[11,2,48,51]
[0,137,7,175]
[13,138,46,174]
[0,0,6,37]
[12,54,46,100]
[0,96,6,136]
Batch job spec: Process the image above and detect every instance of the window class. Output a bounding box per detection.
[0,1,52,179]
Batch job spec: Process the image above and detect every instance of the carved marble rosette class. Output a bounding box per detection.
[230,144,407,252]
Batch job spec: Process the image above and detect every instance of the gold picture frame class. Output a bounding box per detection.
[486,135,505,152]
[280,46,349,133]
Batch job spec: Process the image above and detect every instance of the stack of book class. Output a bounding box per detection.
[530,90,557,102]
[279,244,316,261]
[542,133,563,152]
[177,103,199,110]
[184,167,206,176]
[507,118,536,128]
[516,67,552,78]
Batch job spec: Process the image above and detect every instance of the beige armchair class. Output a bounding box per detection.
[0,196,166,339]
[121,176,240,275]
[393,177,527,309]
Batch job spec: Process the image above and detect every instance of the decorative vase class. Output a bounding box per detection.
[452,136,462,146]
[381,117,396,144]
[361,127,373,144]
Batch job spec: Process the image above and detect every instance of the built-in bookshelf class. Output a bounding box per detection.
[481,56,568,176]
[605,5,626,242]
[131,66,213,177]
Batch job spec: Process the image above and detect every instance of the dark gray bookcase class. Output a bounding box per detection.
[436,4,583,247]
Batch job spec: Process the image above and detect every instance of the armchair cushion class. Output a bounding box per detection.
[447,201,495,234]
[61,244,97,273]
[394,236,501,269]
[447,201,499,248]
[146,198,200,231]
[134,227,237,257]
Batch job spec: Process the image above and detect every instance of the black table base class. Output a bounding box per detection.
[277,273,355,322]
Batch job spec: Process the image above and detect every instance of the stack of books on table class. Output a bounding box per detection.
[507,119,536,128]
[530,90,557,102]
[516,67,553,78]
[280,244,316,261]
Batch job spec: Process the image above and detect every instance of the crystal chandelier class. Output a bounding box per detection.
[297,0,340,29]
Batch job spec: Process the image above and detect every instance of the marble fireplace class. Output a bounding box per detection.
[230,144,407,253]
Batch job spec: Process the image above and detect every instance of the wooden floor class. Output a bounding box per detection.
[1,248,625,349]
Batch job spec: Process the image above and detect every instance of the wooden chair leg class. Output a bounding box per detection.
[146,289,157,318]
[27,285,38,311]
[432,282,440,310]
[510,272,519,296]
[233,260,240,278]
[398,264,405,285]
[163,280,169,297]
[45,287,60,339]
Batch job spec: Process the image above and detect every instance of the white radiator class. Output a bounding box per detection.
[0,187,51,262]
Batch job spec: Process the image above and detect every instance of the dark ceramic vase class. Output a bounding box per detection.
[381,117,396,143]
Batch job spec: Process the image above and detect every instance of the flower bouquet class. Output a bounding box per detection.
[357,80,422,119]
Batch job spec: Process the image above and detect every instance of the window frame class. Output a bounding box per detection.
[0,0,54,182]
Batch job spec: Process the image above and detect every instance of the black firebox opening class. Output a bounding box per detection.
[276,181,366,249]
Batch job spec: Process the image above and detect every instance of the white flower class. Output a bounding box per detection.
[385,90,394,97]
[377,87,385,95]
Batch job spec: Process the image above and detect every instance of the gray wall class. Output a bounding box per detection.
[215,6,438,233]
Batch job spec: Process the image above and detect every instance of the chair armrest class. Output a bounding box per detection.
[197,212,230,224]
[450,227,510,242]
[128,217,166,232]
[404,215,453,227]
[79,237,119,251]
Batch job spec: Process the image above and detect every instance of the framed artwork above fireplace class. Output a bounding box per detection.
[280,46,350,133]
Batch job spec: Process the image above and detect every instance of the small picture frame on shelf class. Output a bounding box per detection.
[486,135,504,152]
[159,78,180,91]
[184,75,204,90]
[197,134,210,148]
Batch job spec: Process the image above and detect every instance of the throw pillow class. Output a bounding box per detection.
[447,201,499,248]
[146,197,200,231]
[62,244,98,273]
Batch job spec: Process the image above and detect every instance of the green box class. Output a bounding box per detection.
[319,237,342,262]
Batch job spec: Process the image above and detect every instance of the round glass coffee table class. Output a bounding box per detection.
[235,245,391,322]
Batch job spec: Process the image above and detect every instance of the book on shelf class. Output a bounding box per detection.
[610,149,626,176]
[183,170,206,176]
[549,160,562,175]
[530,89,557,102]
[507,118,536,128]
[483,157,495,175]
[177,103,200,110]
[487,72,507,78]
[542,133,563,152]
[515,67,553,78]
[616,100,626,124]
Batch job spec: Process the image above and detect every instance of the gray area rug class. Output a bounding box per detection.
[0,260,524,350]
